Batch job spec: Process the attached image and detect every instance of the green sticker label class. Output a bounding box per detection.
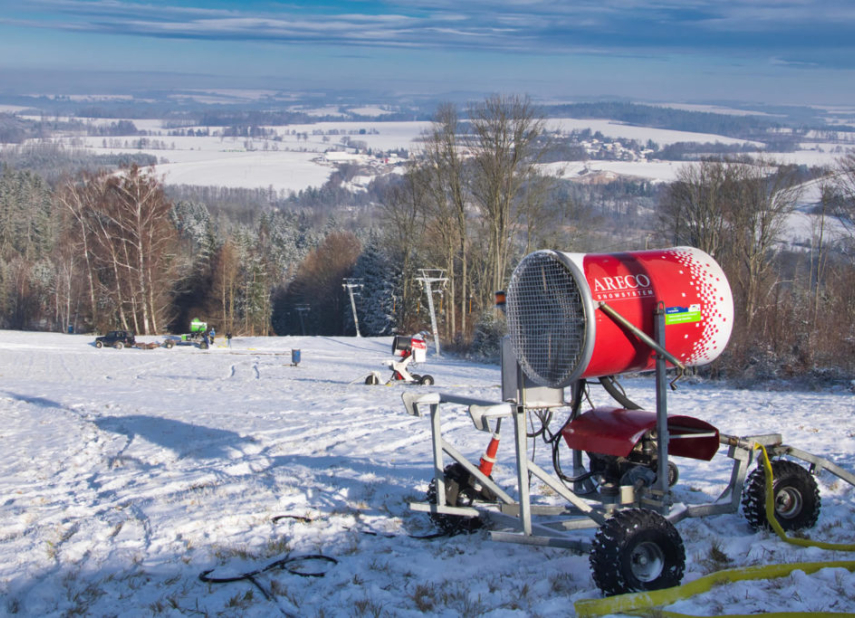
[665,304,702,325]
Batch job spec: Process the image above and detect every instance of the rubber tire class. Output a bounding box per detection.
[410,374,422,383]
[365,374,379,385]
[114,342,124,350]
[425,463,487,535]
[165,341,174,349]
[199,341,209,350]
[419,375,435,386]
[667,461,679,487]
[590,508,686,597]
[95,341,103,349]
[741,459,820,532]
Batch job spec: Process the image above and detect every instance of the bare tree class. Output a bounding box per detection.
[106,165,178,334]
[466,94,551,295]
[56,172,107,327]
[212,239,240,334]
[831,153,855,230]
[57,166,178,334]
[379,163,429,330]
[422,103,469,338]
[658,159,735,260]
[729,159,803,333]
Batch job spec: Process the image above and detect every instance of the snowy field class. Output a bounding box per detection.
[1,330,854,617]
[8,111,853,194]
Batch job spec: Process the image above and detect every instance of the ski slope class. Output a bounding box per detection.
[0,331,853,616]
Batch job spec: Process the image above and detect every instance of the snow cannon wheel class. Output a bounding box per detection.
[199,340,209,350]
[365,374,379,386]
[590,508,685,597]
[741,459,820,532]
[667,461,679,487]
[419,375,435,386]
[410,373,421,383]
[165,340,174,349]
[425,463,493,536]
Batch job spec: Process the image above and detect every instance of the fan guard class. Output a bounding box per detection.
[505,250,595,388]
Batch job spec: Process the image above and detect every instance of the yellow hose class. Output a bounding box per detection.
[574,561,855,617]
[574,444,855,617]
[756,443,855,552]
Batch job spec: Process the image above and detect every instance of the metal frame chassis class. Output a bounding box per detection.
[402,389,855,553]
[401,303,855,552]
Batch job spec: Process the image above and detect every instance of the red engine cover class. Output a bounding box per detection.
[561,406,720,461]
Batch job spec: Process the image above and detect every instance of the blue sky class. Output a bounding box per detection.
[0,0,853,104]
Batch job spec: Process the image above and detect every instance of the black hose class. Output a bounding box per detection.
[599,375,643,410]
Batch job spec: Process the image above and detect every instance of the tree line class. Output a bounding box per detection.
[3,95,855,383]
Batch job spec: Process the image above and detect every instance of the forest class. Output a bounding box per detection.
[2,94,855,382]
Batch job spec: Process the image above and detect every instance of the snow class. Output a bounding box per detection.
[349,106,395,117]
[150,151,332,193]
[540,160,683,184]
[546,118,762,147]
[0,105,32,114]
[649,103,784,118]
[1,330,854,617]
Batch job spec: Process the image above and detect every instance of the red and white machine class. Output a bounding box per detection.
[505,247,733,384]
[366,334,434,385]
[403,247,855,598]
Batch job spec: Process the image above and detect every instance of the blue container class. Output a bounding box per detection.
[291,349,301,366]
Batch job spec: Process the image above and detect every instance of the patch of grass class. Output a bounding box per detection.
[213,543,260,561]
[435,582,487,618]
[64,579,105,617]
[351,597,385,617]
[696,539,733,574]
[225,589,254,609]
[269,579,288,598]
[410,583,437,612]
[265,536,292,556]
[549,571,580,595]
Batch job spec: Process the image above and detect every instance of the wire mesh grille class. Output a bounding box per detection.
[506,251,588,388]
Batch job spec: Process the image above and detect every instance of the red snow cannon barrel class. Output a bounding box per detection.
[505,247,733,388]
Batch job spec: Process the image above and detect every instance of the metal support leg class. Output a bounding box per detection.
[513,404,532,536]
[429,403,445,508]
[654,305,672,510]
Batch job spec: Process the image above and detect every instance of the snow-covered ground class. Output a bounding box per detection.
[546,118,762,147]
[1,330,854,617]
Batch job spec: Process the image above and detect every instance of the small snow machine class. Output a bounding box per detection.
[163,317,212,349]
[366,334,434,386]
[402,247,855,597]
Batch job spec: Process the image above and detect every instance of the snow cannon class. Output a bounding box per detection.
[505,246,733,387]
[392,335,427,363]
[401,245,855,600]
[366,334,433,386]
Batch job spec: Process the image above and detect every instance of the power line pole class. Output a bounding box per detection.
[342,278,364,337]
[295,304,310,336]
[416,269,448,356]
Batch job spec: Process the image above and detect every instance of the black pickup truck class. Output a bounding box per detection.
[94,330,136,349]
